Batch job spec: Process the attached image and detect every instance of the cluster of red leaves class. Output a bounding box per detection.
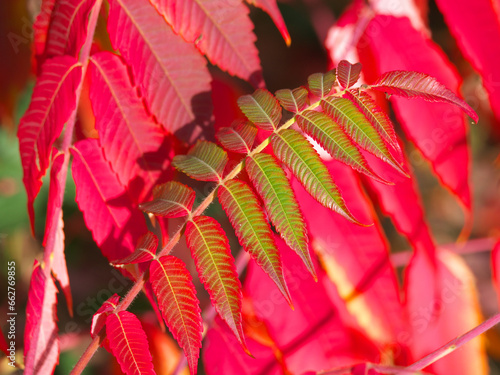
[8,0,500,374]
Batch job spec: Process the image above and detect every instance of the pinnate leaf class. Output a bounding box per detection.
[344,90,401,153]
[150,256,203,375]
[89,52,171,203]
[18,55,81,231]
[139,181,195,218]
[24,261,59,375]
[371,70,478,121]
[107,0,212,141]
[185,216,247,351]
[245,154,315,278]
[275,87,308,113]
[322,97,407,176]
[297,110,389,184]
[307,70,336,98]
[337,60,362,88]
[216,120,258,154]
[245,0,291,45]
[112,232,158,265]
[238,89,282,131]
[218,179,292,306]
[151,0,263,86]
[173,141,228,182]
[44,0,96,60]
[106,311,156,375]
[271,129,359,223]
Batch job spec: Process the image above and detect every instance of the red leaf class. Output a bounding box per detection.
[151,0,263,87]
[71,139,147,261]
[337,60,362,88]
[24,261,59,375]
[107,0,212,142]
[0,329,8,358]
[91,294,120,351]
[359,15,473,209]
[139,181,196,218]
[32,0,57,68]
[89,52,172,203]
[493,241,500,308]
[185,216,247,351]
[17,56,82,232]
[43,0,97,61]
[150,256,203,375]
[43,151,72,314]
[435,0,500,123]
[106,311,156,375]
[112,232,158,265]
[245,0,291,46]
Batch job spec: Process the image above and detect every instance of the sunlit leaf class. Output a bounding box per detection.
[337,60,362,89]
[216,120,258,154]
[275,87,308,113]
[245,0,291,45]
[112,232,158,265]
[173,141,228,182]
[139,181,195,218]
[238,89,282,131]
[308,70,336,98]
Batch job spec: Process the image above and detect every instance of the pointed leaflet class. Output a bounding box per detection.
[140,181,195,218]
[24,261,59,375]
[322,97,407,176]
[91,294,120,352]
[106,311,156,375]
[359,15,472,208]
[43,151,72,313]
[18,56,81,231]
[307,70,336,98]
[238,89,282,131]
[337,60,362,89]
[90,52,171,203]
[435,0,500,123]
[185,216,246,350]
[150,255,203,375]
[216,120,258,154]
[151,0,263,86]
[275,87,308,113]
[296,110,389,184]
[71,139,147,261]
[245,154,315,278]
[344,90,401,153]
[173,141,228,182]
[112,232,158,265]
[43,0,97,60]
[370,70,478,122]
[245,0,291,45]
[271,129,358,223]
[107,0,212,140]
[218,179,292,306]
[32,0,56,67]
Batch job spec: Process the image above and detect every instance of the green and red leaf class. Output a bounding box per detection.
[245,154,315,278]
[218,179,292,306]
[173,141,228,182]
[337,60,362,89]
[275,87,308,113]
[112,232,158,266]
[307,70,336,98]
[185,216,247,351]
[237,89,282,131]
[150,256,203,375]
[216,120,258,154]
[106,311,156,375]
[139,181,195,218]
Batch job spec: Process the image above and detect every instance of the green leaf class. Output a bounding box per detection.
[322,97,407,176]
[246,154,316,279]
[344,91,402,154]
[271,129,361,224]
[185,216,248,353]
[150,255,202,375]
[307,70,336,98]
[173,141,228,182]
[237,89,282,131]
[139,181,195,217]
[218,179,292,306]
[275,87,308,113]
[296,110,390,184]
[216,120,257,154]
[337,60,362,89]
[370,70,478,122]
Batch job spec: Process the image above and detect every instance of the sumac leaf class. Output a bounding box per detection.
[337,60,362,89]
[245,0,291,45]
[150,256,203,375]
[271,129,360,224]
[307,70,336,98]
[245,154,315,278]
[218,179,292,306]
[106,311,156,375]
[238,89,282,131]
[139,181,195,218]
[275,87,308,113]
[185,216,247,351]
[173,141,228,182]
[112,232,158,265]
[91,294,120,351]
[216,120,258,154]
